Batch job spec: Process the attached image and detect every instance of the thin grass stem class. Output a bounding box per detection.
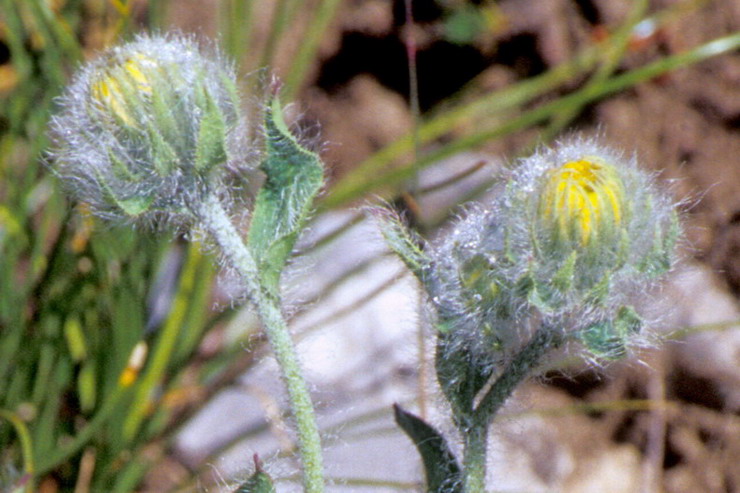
[323,32,740,209]
[282,0,343,101]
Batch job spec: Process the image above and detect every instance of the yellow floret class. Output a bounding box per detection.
[91,54,153,125]
[540,157,624,245]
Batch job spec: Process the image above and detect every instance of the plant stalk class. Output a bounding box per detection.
[462,420,489,493]
[197,193,325,492]
[461,326,563,491]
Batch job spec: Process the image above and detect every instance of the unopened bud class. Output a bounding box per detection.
[428,137,680,360]
[48,33,246,225]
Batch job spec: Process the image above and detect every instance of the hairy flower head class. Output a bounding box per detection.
[47,33,246,225]
[429,137,680,360]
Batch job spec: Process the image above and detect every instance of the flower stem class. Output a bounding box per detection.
[462,420,488,493]
[197,193,325,492]
[476,327,560,421]
[462,326,562,492]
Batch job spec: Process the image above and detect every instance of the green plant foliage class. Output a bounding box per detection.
[393,404,462,493]
[375,209,429,279]
[580,305,643,360]
[247,96,324,290]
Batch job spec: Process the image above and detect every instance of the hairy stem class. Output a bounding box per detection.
[462,326,562,492]
[197,193,325,492]
[462,420,488,493]
[476,327,561,420]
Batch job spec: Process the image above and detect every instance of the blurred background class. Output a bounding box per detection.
[0,0,739,491]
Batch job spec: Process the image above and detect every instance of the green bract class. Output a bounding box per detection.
[48,33,245,225]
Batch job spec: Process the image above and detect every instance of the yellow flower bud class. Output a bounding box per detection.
[421,137,680,363]
[48,34,245,223]
[539,156,625,246]
[90,54,154,125]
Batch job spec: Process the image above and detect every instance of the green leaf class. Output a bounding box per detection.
[375,208,429,280]
[584,270,613,305]
[98,169,155,217]
[552,251,577,293]
[194,88,227,173]
[108,148,141,182]
[516,272,554,313]
[247,96,323,290]
[394,404,462,493]
[234,455,276,493]
[77,361,97,412]
[113,194,155,217]
[580,307,641,360]
[639,210,679,277]
[63,316,87,362]
[581,319,626,359]
[148,127,180,176]
[150,77,182,148]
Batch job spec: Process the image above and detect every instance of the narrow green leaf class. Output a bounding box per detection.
[150,79,182,149]
[108,148,141,182]
[112,194,156,217]
[77,361,97,412]
[553,251,577,293]
[247,96,323,290]
[515,273,549,312]
[393,404,462,493]
[375,208,429,279]
[63,316,87,362]
[194,88,227,173]
[640,210,679,277]
[98,169,155,217]
[148,127,180,176]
